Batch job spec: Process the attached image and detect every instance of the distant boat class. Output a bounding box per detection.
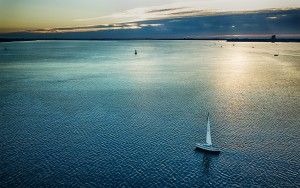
[274,54,279,56]
[196,113,221,153]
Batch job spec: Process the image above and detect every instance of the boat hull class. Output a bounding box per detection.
[195,143,221,153]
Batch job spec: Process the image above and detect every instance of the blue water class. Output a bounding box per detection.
[0,40,300,187]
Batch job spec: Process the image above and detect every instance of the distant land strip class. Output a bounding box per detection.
[1,38,300,43]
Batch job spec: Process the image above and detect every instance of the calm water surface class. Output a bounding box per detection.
[0,41,300,187]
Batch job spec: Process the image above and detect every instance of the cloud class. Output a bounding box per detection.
[146,7,186,13]
[140,24,163,27]
[267,16,278,19]
[1,8,299,39]
[74,6,218,23]
[73,0,300,25]
[26,22,163,33]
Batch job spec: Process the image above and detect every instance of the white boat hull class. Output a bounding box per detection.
[196,143,221,153]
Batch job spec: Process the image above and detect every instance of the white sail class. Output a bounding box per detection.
[195,113,220,153]
[206,113,212,146]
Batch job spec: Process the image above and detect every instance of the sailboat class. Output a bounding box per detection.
[196,113,221,153]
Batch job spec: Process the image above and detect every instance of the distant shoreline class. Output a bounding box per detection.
[226,38,300,42]
[1,38,300,43]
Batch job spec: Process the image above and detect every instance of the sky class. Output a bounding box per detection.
[0,0,300,38]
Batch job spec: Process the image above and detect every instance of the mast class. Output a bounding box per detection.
[206,113,212,146]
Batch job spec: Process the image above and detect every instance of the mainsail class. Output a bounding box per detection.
[195,112,220,153]
[206,113,212,146]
